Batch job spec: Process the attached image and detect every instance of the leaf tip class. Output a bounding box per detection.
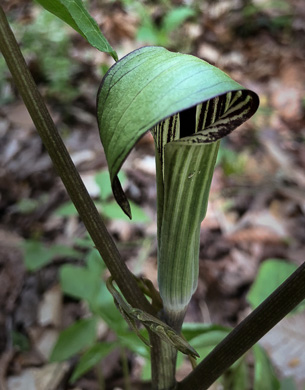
[112,176,132,219]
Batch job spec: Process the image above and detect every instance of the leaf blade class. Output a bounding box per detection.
[50,317,97,362]
[35,0,117,60]
[70,342,116,383]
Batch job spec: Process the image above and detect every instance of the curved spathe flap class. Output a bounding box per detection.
[97,46,259,217]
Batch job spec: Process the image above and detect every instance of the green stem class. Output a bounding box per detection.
[177,260,305,390]
[121,347,131,390]
[0,5,150,315]
[94,363,105,390]
[0,7,174,387]
[149,334,177,390]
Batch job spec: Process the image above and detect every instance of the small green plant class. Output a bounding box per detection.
[1,1,305,389]
[239,0,293,36]
[13,8,80,101]
[247,258,305,314]
[217,143,248,176]
[20,167,151,272]
[135,5,196,46]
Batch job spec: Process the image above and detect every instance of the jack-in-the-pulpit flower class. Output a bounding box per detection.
[97,46,259,322]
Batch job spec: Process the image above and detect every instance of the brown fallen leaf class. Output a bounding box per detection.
[226,226,286,244]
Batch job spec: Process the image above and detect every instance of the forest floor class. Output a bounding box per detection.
[1,0,305,389]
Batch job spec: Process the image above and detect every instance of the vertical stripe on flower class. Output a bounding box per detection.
[151,90,253,176]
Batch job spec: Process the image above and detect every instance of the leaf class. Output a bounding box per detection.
[95,170,127,201]
[118,330,150,358]
[50,317,97,362]
[181,322,231,362]
[22,240,81,271]
[60,264,101,306]
[95,170,113,201]
[91,281,127,331]
[60,264,125,330]
[70,342,116,383]
[162,7,196,33]
[97,46,259,218]
[60,265,127,330]
[190,328,231,362]
[182,323,248,387]
[99,200,150,223]
[280,377,298,390]
[247,259,298,309]
[253,345,280,390]
[85,249,106,275]
[228,359,249,390]
[55,201,78,216]
[182,322,231,341]
[35,0,117,60]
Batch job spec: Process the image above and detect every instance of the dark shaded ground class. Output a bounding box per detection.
[1,0,305,389]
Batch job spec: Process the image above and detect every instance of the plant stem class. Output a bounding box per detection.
[0,7,173,386]
[149,334,177,390]
[121,347,131,390]
[0,5,150,315]
[94,363,105,390]
[177,260,305,390]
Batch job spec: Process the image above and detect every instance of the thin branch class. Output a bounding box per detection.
[0,6,152,315]
[178,260,305,390]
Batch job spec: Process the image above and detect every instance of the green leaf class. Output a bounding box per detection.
[93,282,127,332]
[70,342,116,383]
[50,317,97,362]
[95,170,113,201]
[85,249,106,275]
[280,377,298,390]
[247,259,298,309]
[97,46,259,218]
[118,330,150,358]
[35,0,118,60]
[95,169,127,201]
[253,345,280,390]
[181,323,231,363]
[60,265,127,330]
[99,200,150,223]
[228,359,249,390]
[190,328,231,362]
[182,322,231,341]
[22,240,81,271]
[56,201,78,216]
[162,7,196,33]
[11,331,30,351]
[60,264,101,306]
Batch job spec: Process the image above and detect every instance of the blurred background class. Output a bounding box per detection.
[0,0,305,389]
